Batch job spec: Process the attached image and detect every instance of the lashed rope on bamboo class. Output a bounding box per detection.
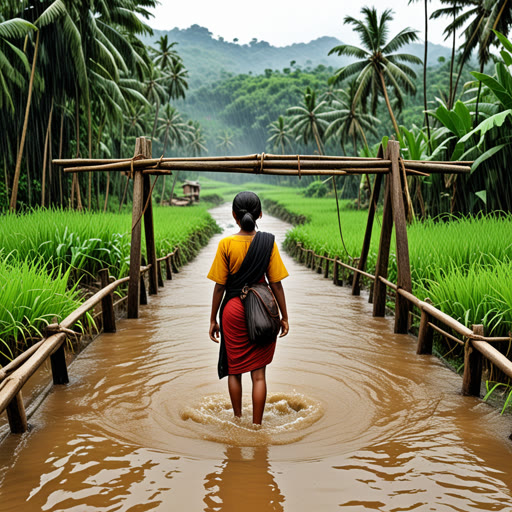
[43,323,81,338]
[131,175,160,231]
[258,153,265,174]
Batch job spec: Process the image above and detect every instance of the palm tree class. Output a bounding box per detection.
[150,35,180,70]
[6,0,157,210]
[267,115,294,154]
[430,1,465,109]
[166,59,189,101]
[408,0,433,149]
[157,104,190,154]
[0,18,35,112]
[287,87,328,154]
[187,121,208,157]
[157,105,191,205]
[216,131,235,154]
[328,7,421,140]
[323,81,380,155]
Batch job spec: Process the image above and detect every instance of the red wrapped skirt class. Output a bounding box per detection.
[222,296,276,375]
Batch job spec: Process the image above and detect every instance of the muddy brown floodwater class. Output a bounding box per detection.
[1,204,512,512]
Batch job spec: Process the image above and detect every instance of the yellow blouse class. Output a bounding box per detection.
[207,234,289,285]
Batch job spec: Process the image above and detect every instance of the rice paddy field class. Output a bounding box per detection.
[0,204,220,361]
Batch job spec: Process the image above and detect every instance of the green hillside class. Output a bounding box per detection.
[143,25,452,89]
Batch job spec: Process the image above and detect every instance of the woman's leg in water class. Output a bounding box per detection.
[228,374,242,418]
[251,367,267,424]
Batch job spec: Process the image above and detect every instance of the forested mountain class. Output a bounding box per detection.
[143,25,452,88]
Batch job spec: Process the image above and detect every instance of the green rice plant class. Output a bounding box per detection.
[484,382,512,415]
[0,254,83,360]
[0,205,221,283]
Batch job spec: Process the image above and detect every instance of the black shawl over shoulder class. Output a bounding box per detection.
[217,231,275,379]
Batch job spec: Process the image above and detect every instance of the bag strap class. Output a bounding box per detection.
[226,231,275,290]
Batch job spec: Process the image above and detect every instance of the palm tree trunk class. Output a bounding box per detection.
[87,102,92,210]
[312,125,324,155]
[152,98,161,140]
[452,16,484,107]
[10,30,40,212]
[58,107,64,206]
[475,0,508,125]
[378,70,401,141]
[73,95,83,210]
[160,126,170,205]
[170,171,180,205]
[423,0,432,152]
[448,5,457,109]
[41,98,54,207]
[103,172,110,212]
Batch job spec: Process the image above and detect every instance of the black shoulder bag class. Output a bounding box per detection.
[217,231,279,379]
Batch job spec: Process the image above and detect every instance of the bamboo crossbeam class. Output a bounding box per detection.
[403,159,473,165]
[404,161,471,174]
[428,321,465,346]
[59,159,471,176]
[0,340,44,382]
[62,158,392,173]
[54,155,474,168]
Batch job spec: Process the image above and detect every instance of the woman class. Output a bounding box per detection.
[208,191,289,425]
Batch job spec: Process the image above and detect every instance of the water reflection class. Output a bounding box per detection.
[204,446,284,512]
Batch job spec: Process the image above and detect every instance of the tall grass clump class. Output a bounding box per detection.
[0,208,133,283]
[0,205,221,284]
[0,254,82,361]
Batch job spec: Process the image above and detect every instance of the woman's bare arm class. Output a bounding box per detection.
[209,283,225,342]
[269,281,289,337]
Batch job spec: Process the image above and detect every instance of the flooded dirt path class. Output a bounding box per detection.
[1,204,512,511]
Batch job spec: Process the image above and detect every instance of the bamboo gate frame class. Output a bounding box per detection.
[0,136,511,439]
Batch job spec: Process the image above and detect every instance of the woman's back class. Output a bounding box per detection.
[207,234,288,285]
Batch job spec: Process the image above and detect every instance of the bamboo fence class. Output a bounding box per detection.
[0,137,505,440]
[0,247,181,435]
[290,241,512,397]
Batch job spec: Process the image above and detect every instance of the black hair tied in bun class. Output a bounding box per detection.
[232,191,262,232]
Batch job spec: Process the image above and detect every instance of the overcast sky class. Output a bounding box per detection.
[146,0,452,48]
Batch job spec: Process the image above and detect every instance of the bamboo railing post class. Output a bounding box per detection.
[417,308,433,355]
[99,269,116,333]
[333,259,340,286]
[127,137,145,318]
[353,145,384,296]
[6,391,28,434]
[143,140,158,296]
[140,256,148,306]
[157,261,164,287]
[297,243,303,263]
[463,324,484,397]
[324,253,330,278]
[50,341,69,385]
[171,252,179,274]
[165,255,173,280]
[388,141,412,334]
[316,255,323,274]
[373,163,394,317]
